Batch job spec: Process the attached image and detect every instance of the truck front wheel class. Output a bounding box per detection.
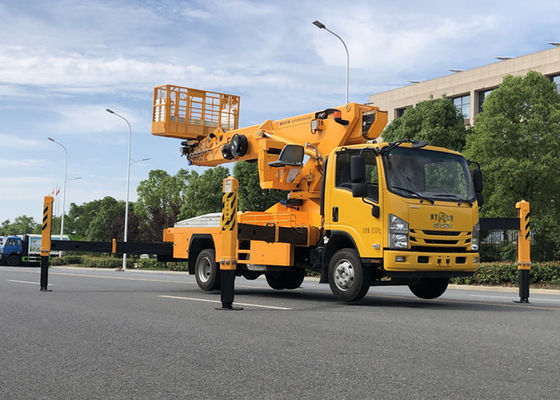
[7,255,20,267]
[328,248,371,302]
[195,249,220,291]
[408,278,448,299]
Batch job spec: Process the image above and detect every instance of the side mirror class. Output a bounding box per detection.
[351,155,367,198]
[473,169,483,193]
[351,155,365,183]
[476,192,484,207]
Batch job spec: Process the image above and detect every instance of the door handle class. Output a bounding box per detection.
[332,206,339,222]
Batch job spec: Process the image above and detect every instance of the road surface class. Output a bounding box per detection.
[1,266,559,399]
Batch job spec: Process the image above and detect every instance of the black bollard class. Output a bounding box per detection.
[216,269,243,310]
[40,256,51,292]
[516,269,530,303]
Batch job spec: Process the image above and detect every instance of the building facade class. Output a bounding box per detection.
[370,46,560,125]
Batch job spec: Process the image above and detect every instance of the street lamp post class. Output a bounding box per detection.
[48,137,68,238]
[313,20,350,105]
[106,108,132,271]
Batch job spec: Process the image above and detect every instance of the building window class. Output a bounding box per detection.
[552,75,560,94]
[395,106,412,119]
[452,95,470,119]
[477,89,494,113]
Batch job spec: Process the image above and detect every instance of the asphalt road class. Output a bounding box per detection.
[1,266,559,400]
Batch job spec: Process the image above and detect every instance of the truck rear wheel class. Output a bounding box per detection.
[265,271,286,290]
[195,249,220,291]
[408,278,449,299]
[265,269,305,290]
[328,248,371,302]
[283,268,305,289]
[7,255,20,266]
[242,270,262,280]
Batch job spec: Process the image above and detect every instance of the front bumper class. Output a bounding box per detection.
[384,250,478,272]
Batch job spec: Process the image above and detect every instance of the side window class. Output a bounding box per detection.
[335,152,379,202]
[364,152,379,202]
[335,153,352,189]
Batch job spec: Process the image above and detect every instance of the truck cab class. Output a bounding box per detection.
[320,141,480,300]
[1,236,24,266]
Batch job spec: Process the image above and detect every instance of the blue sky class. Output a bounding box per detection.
[1,0,558,223]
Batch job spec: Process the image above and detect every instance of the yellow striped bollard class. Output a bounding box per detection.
[217,176,242,310]
[515,200,531,303]
[40,196,54,291]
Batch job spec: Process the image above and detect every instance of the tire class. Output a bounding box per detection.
[194,249,220,291]
[242,270,262,280]
[328,248,371,302]
[408,278,449,299]
[283,269,305,289]
[265,271,285,290]
[7,255,20,267]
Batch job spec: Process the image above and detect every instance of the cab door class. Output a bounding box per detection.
[324,150,383,259]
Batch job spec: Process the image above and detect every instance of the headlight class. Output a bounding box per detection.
[471,222,480,251]
[389,214,409,249]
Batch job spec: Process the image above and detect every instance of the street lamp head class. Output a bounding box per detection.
[313,20,325,29]
[106,108,115,114]
[48,137,55,142]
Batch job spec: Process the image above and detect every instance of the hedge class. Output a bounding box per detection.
[135,258,188,271]
[451,262,560,287]
[50,254,188,271]
[50,255,84,266]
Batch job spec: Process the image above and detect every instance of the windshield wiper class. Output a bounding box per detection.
[432,193,473,206]
[380,139,427,155]
[390,186,435,204]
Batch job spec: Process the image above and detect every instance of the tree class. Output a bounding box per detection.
[64,197,137,241]
[0,215,41,235]
[86,197,133,242]
[65,200,107,239]
[135,169,187,241]
[233,161,285,211]
[382,96,468,151]
[464,71,560,260]
[179,167,230,219]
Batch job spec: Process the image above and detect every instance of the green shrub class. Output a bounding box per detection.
[81,256,123,268]
[136,258,165,269]
[452,262,560,287]
[135,258,188,271]
[166,262,188,271]
[50,255,83,265]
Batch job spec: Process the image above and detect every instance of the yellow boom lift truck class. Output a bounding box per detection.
[152,85,483,302]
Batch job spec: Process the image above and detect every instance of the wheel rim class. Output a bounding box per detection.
[333,259,354,291]
[196,256,212,283]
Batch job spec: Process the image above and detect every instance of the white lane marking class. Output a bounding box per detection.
[470,294,560,302]
[159,295,292,310]
[6,279,52,285]
[4,269,270,289]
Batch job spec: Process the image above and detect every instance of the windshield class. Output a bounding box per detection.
[382,147,474,202]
